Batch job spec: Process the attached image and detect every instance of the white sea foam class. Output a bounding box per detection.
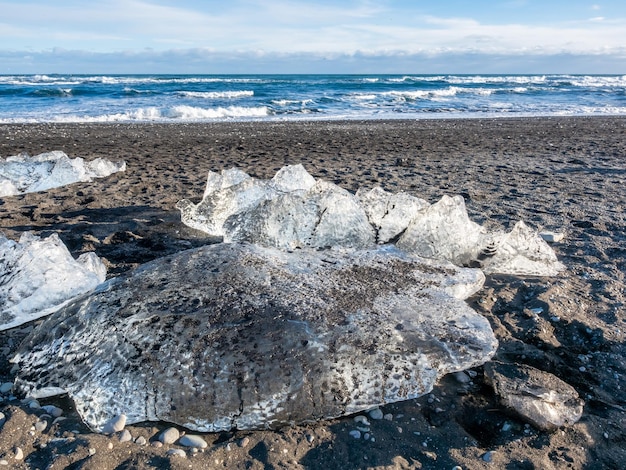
[176,90,254,99]
[168,105,269,119]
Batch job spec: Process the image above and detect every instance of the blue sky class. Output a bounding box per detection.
[1,0,625,73]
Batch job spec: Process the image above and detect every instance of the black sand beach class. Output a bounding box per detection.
[1,117,625,469]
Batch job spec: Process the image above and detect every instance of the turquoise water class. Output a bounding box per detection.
[1,74,625,123]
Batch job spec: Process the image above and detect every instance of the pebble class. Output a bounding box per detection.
[0,460,7,466]
[151,441,163,448]
[368,408,384,420]
[179,434,208,449]
[354,415,370,426]
[349,430,361,439]
[119,429,133,442]
[239,437,250,448]
[540,231,565,243]
[14,447,24,461]
[107,442,114,450]
[88,448,96,456]
[306,434,315,443]
[102,414,126,434]
[453,371,471,384]
[28,399,41,409]
[35,419,48,432]
[135,436,147,446]
[0,382,13,394]
[42,405,63,418]
[159,427,180,445]
[166,448,187,458]
[383,413,393,421]
[482,451,494,463]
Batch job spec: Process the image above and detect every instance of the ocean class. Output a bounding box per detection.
[1,74,625,123]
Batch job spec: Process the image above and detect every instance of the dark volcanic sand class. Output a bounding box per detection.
[0,117,625,469]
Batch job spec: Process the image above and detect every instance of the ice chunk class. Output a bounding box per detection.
[481,221,565,276]
[0,232,106,331]
[179,166,564,277]
[357,186,429,243]
[14,243,496,432]
[0,151,126,197]
[396,195,486,266]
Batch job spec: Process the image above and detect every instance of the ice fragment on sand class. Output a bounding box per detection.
[396,195,485,266]
[356,186,429,244]
[481,221,565,276]
[179,165,564,277]
[0,151,125,197]
[13,243,496,432]
[0,232,107,331]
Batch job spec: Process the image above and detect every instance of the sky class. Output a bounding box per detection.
[1,0,625,74]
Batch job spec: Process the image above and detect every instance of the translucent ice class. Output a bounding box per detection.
[178,165,564,277]
[0,232,107,331]
[0,151,126,197]
[14,243,495,432]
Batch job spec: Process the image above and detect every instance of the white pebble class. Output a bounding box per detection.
[102,414,126,434]
[42,405,63,418]
[349,430,361,439]
[159,427,180,445]
[107,442,114,450]
[383,413,393,421]
[239,437,250,448]
[0,459,8,466]
[179,434,208,449]
[35,419,47,432]
[135,436,147,446]
[368,408,384,420]
[119,429,133,442]
[14,447,24,461]
[166,448,187,458]
[88,448,96,456]
[306,434,315,443]
[354,415,370,426]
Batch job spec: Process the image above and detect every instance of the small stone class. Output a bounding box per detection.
[35,419,48,432]
[88,448,96,456]
[0,382,13,394]
[306,434,315,443]
[540,232,564,243]
[383,413,393,421]
[107,442,114,450]
[42,405,63,418]
[0,459,8,466]
[452,466,463,470]
[482,451,494,462]
[529,307,544,315]
[364,433,370,440]
[119,429,133,442]
[179,434,208,449]
[368,408,384,420]
[151,441,163,448]
[349,430,361,439]
[52,417,67,425]
[238,437,250,448]
[135,436,147,446]
[28,399,41,409]
[354,415,370,426]
[166,448,187,458]
[102,414,126,434]
[501,422,513,432]
[14,447,24,461]
[453,371,471,384]
[159,427,180,445]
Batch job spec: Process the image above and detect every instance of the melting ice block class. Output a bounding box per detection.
[0,232,107,331]
[14,243,495,432]
[178,165,565,277]
[0,151,126,197]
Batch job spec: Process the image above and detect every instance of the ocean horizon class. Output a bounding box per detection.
[1,73,625,124]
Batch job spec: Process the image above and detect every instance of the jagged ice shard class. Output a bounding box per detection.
[178,165,564,276]
[14,243,496,432]
[0,232,107,331]
[0,151,126,197]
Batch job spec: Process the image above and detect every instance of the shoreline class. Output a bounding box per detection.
[1,116,625,469]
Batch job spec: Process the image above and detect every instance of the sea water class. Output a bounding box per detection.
[0,74,625,123]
